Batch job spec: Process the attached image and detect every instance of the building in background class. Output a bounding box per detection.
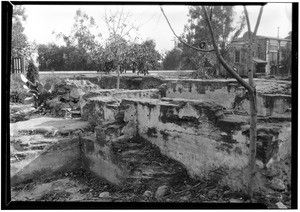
[222,31,291,77]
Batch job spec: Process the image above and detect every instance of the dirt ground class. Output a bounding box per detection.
[11,165,291,207]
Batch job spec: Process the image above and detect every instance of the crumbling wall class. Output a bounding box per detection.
[78,75,164,90]
[80,128,129,185]
[78,76,291,117]
[120,98,249,178]
[78,82,291,191]
[80,89,160,126]
[117,97,291,191]
[79,95,139,185]
[163,79,291,117]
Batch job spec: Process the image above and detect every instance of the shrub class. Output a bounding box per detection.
[26,59,39,84]
[10,74,26,103]
[20,74,54,108]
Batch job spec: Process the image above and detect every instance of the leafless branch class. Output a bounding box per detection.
[253,6,264,39]
[160,6,215,52]
[116,8,124,34]
[243,6,252,41]
[243,5,263,42]
[104,8,137,42]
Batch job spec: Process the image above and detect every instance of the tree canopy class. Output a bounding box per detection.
[163,47,182,70]
[173,6,245,71]
[11,5,35,60]
[37,8,161,72]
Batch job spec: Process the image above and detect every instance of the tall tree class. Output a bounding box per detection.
[11,5,34,60]
[180,6,245,72]
[104,7,139,88]
[163,47,182,70]
[37,43,69,71]
[56,9,102,70]
[136,39,161,73]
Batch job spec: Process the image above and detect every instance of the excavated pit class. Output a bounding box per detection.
[10,76,292,207]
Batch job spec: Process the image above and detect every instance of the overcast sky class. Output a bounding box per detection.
[21,3,292,53]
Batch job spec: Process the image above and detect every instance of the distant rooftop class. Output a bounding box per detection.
[256,35,291,42]
[232,31,291,43]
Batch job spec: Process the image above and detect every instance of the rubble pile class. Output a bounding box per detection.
[10,104,35,123]
[9,79,101,121]
[43,79,101,118]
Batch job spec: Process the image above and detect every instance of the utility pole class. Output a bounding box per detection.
[171,36,177,48]
[277,27,280,75]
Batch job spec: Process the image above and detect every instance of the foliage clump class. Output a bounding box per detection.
[26,59,39,84]
[10,75,26,103]
[37,8,161,74]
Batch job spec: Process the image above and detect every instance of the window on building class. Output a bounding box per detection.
[270,52,278,65]
[271,52,277,62]
[235,50,240,63]
[241,50,246,63]
[269,44,278,51]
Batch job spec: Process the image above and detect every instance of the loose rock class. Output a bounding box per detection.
[275,202,288,209]
[155,185,169,199]
[180,195,190,202]
[269,178,285,191]
[199,195,206,200]
[99,191,110,198]
[265,168,278,178]
[143,190,153,198]
[207,189,219,199]
[223,190,230,196]
[70,88,84,99]
[229,198,244,203]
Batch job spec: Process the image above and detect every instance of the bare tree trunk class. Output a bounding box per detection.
[247,69,258,201]
[202,6,263,201]
[245,47,258,201]
[117,65,120,90]
[116,47,120,90]
[244,6,263,201]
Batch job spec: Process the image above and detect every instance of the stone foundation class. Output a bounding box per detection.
[80,92,291,191]
[163,79,291,117]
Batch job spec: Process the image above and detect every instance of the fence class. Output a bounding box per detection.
[11,57,25,74]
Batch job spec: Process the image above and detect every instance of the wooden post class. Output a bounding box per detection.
[277,40,281,76]
[21,57,25,74]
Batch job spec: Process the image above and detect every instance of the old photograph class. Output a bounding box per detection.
[5,1,295,209]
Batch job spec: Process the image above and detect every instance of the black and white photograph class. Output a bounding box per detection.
[3,1,296,209]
